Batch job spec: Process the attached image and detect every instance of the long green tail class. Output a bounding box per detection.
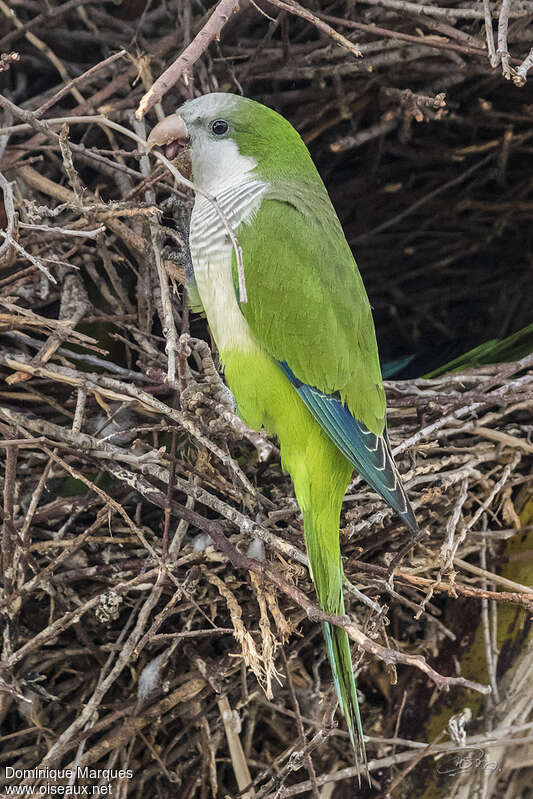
[323,615,366,775]
[303,510,367,779]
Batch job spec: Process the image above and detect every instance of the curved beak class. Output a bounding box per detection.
[146,114,189,160]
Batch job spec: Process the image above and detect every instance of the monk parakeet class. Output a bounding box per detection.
[148,93,417,771]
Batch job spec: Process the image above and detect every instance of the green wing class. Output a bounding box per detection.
[235,187,386,436]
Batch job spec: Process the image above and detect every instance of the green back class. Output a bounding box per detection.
[234,187,385,436]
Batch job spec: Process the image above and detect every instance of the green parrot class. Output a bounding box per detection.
[148,93,417,771]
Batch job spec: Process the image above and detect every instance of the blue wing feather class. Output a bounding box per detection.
[278,361,417,531]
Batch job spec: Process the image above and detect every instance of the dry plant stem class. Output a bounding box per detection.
[462,453,522,535]
[1,104,237,306]
[352,154,493,237]
[480,540,501,706]
[165,497,490,696]
[218,695,256,798]
[497,0,512,78]
[8,509,110,611]
[33,573,171,774]
[318,12,493,61]
[71,388,87,434]
[281,649,320,799]
[0,97,142,182]
[38,448,497,713]
[0,405,276,557]
[265,0,362,58]
[0,230,56,283]
[61,677,205,775]
[440,476,468,570]
[473,425,533,455]
[1,404,530,611]
[161,392,181,561]
[0,172,15,262]
[136,0,242,119]
[18,223,105,238]
[352,0,528,21]
[514,45,533,84]
[1,442,18,603]
[254,729,335,798]
[134,116,178,385]
[483,0,499,67]
[2,404,421,639]
[0,173,56,283]
[395,569,533,610]
[34,49,127,117]
[0,563,161,671]
[0,0,95,51]
[453,557,533,595]
[378,732,446,796]
[0,356,256,496]
[59,124,84,202]
[0,0,85,107]
[0,106,11,162]
[7,273,92,385]
[273,735,533,797]
[37,446,181,589]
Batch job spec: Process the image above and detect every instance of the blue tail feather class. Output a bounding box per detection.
[278,361,417,531]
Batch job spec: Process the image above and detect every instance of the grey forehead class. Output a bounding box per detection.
[178,92,241,123]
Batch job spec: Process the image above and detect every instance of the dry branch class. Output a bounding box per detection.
[136,0,242,119]
[1,3,532,797]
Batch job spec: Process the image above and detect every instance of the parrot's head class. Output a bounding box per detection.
[147,92,315,194]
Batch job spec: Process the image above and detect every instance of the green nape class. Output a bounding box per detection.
[221,346,366,769]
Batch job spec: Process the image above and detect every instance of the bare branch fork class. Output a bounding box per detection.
[0,98,247,305]
[135,0,362,121]
[136,0,242,120]
[2,3,533,794]
[0,173,57,282]
[162,494,491,697]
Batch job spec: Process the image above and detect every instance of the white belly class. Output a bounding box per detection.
[192,243,255,352]
[189,181,269,354]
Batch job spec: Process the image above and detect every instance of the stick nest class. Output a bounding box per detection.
[1,2,532,797]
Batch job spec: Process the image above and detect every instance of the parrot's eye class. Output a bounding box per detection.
[209,119,229,136]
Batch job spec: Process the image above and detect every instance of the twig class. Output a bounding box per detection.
[0,172,16,263]
[281,649,320,799]
[351,0,528,21]
[34,49,127,117]
[453,557,533,596]
[218,695,255,798]
[0,211,57,285]
[479,539,501,705]
[497,0,513,79]
[134,116,178,385]
[136,0,242,119]
[165,497,491,696]
[514,45,533,85]
[483,0,499,68]
[0,109,248,305]
[265,0,362,58]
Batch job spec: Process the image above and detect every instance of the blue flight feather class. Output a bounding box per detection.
[278,361,417,532]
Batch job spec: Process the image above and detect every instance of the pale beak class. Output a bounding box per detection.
[146,114,189,159]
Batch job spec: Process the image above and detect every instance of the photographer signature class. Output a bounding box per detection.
[436,749,501,775]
